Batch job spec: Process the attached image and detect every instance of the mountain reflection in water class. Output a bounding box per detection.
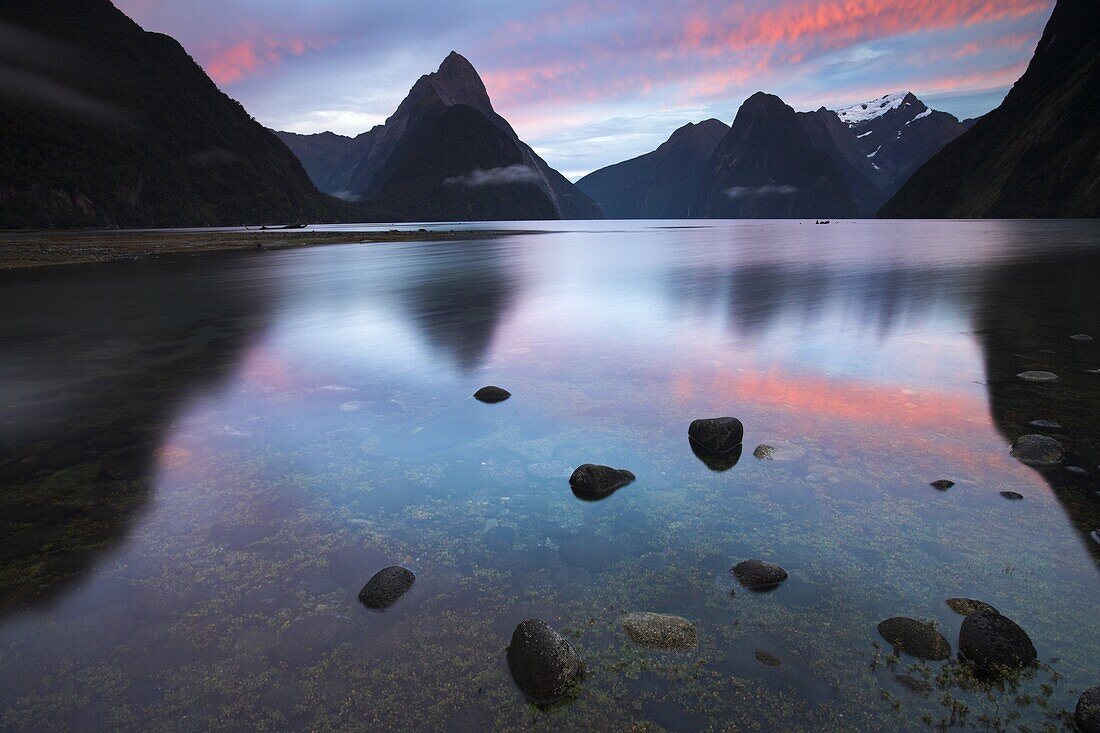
[1,220,1098,732]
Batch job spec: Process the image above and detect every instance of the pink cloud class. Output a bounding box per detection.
[203,35,333,85]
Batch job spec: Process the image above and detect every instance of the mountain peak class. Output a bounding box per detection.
[437,51,478,78]
[835,91,919,126]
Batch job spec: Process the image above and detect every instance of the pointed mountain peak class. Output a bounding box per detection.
[436,51,478,79]
[835,91,925,126]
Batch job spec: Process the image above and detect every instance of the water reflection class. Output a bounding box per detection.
[0,254,273,616]
[975,251,1100,563]
[2,222,1100,731]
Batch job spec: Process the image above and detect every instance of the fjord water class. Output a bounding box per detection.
[2,220,1099,731]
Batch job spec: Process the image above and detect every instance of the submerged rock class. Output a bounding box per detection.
[753,444,776,460]
[1016,370,1059,382]
[958,610,1036,671]
[690,441,742,471]
[688,417,744,455]
[1077,686,1100,733]
[930,479,955,490]
[1010,434,1065,467]
[999,491,1024,500]
[483,525,515,552]
[895,674,931,692]
[731,559,788,590]
[946,598,999,617]
[876,617,951,660]
[754,650,781,667]
[621,612,698,651]
[507,619,583,703]
[358,566,415,610]
[568,464,635,500]
[1028,419,1063,430]
[474,386,511,403]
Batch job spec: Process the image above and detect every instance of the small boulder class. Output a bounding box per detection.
[753,444,776,460]
[358,566,415,610]
[732,559,788,590]
[506,619,583,703]
[930,479,955,490]
[690,441,742,471]
[688,417,744,455]
[895,674,931,692]
[1016,371,1059,382]
[958,610,1036,671]
[999,491,1024,501]
[474,386,511,403]
[1010,434,1065,467]
[754,650,781,667]
[621,612,698,651]
[876,617,951,660]
[946,598,999,617]
[568,464,635,500]
[1028,419,1062,430]
[1077,686,1100,733]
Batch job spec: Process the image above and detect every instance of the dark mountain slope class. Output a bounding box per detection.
[277,52,600,219]
[360,104,558,221]
[696,93,857,219]
[881,0,1099,218]
[0,0,334,228]
[576,119,728,218]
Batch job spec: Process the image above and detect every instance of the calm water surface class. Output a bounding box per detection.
[2,220,1099,731]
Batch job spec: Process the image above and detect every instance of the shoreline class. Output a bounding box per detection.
[0,229,526,270]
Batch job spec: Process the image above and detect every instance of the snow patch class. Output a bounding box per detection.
[867,145,882,158]
[835,91,910,126]
[906,108,933,125]
[856,130,873,138]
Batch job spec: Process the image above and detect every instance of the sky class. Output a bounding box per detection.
[114,0,1055,180]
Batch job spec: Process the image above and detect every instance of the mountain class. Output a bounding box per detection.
[575,119,729,218]
[277,52,601,220]
[695,93,857,219]
[836,92,970,204]
[881,0,1099,218]
[0,0,335,228]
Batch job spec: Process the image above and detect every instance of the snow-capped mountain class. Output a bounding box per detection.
[836,92,969,189]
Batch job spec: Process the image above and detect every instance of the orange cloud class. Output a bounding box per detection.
[203,35,332,85]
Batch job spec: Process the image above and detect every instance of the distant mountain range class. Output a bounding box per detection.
[277,52,601,221]
[580,90,974,219]
[881,0,1099,218]
[0,0,334,228]
[575,120,728,218]
[0,0,1093,227]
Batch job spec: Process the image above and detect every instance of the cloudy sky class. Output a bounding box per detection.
[114,0,1054,179]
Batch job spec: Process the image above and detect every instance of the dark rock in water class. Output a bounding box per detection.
[731,559,788,590]
[754,650,781,667]
[1028,419,1062,430]
[958,610,1036,670]
[946,598,999,617]
[1071,333,1094,342]
[483,525,515,552]
[1078,686,1100,733]
[1010,434,1065,467]
[568,464,635,501]
[1016,370,1058,382]
[895,674,931,692]
[688,417,744,455]
[753,444,776,460]
[621,612,698,651]
[506,618,583,703]
[999,491,1024,501]
[358,566,415,610]
[930,479,955,490]
[691,441,742,471]
[877,617,951,660]
[474,386,511,403]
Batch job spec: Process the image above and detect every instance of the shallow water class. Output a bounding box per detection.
[2,220,1099,732]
